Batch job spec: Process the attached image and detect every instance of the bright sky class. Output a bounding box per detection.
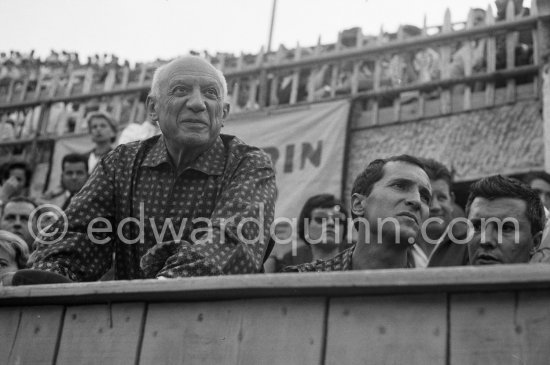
[1,0,498,64]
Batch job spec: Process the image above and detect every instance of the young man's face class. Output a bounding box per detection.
[305,206,346,247]
[467,197,540,265]
[62,161,88,194]
[355,161,432,244]
[426,179,454,238]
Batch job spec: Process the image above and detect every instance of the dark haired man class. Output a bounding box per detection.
[285,155,432,272]
[466,175,544,265]
[44,153,89,210]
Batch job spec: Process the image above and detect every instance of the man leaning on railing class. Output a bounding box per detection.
[1,56,277,285]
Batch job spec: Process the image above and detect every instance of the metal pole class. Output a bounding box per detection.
[267,0,278,53]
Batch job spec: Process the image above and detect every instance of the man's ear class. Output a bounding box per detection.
[222,102,230,120]
[146,96,158,122]
[450,191,456,203]
[533,230,543,250]
[351,193,366,217]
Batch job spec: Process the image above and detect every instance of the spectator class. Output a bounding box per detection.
[466,175,544,265]
[523,172,550,212]
[284,155,431,272]
[266,194,350,272]
[86,111,117,173]
[0,161,32,204]
[22,56,276,283]
[0,196,37,250]
[42,153,89,210]
[0,230,29,275]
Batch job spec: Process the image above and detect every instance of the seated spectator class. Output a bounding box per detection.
[266,194,350,272]
[523,172,550,212]
[86,111,117,173]
[19,56,276,283]
[42,153,89,210]
[420,159,470,267]
[402,158,462,267]
[284,155,431,272]
[0,230,29,275]
[0,196,37,250]
[466,175,544,265]
[0,161,32,204]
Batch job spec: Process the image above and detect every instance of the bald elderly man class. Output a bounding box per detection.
[21,56,277,282]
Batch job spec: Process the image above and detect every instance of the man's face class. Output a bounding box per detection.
[467,197,538,265]
[150,58,229,150]
[62,161,88,194]
[0,202,35,245]
[8,167,26,192]
[356,161,432,244]
[89,117,115,144]
[306,206,346,248]
[426,179,454,238]
[529,178,550,211]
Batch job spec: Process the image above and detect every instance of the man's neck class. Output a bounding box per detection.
[311,246,341,261]
[94,142,111,156]
[351,229,409,270]
[164,138,210,172]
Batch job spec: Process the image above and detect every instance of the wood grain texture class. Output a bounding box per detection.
[5,306,64,365]
[450,291,522,365]
[515,290,550,364]
[0,307,24,365]
[140,297,325,365]
[325,294,447,365]
[56,303,145,365]
[3,265,550,306]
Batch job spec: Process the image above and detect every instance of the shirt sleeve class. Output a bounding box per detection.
[30,153,118,281]
[153,151,277,277]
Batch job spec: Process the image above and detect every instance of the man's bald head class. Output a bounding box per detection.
[149,56,228,101]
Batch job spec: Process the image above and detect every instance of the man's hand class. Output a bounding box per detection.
[140,241,181,278]
[0,272,16,286]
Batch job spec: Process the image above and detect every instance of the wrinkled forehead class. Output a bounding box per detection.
[161,58,221,86]
[381,161,431,188]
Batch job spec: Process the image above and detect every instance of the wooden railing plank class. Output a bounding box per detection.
[515,290,550,364]
[2,265,550,306]
[450,292,520,365]
[56,303,145,365]
[325,294,446,365]
[140,298,325,365]
[4,306,64,365]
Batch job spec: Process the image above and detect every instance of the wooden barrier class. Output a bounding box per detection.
[1,264,550,364]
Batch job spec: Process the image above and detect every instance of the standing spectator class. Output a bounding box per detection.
[86,112,117,173]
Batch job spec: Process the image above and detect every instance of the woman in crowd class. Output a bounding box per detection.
[0,230,29,275]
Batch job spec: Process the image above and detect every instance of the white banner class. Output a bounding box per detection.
[224,100,350,219]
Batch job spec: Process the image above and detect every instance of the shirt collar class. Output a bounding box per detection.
[142,135,226,176]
